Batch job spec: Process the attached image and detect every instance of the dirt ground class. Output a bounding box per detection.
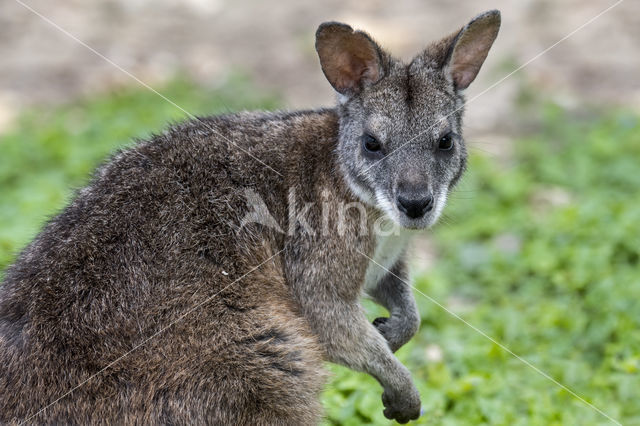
[1,0,639,136]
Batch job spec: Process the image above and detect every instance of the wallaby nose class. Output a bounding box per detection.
[396,193,434,219]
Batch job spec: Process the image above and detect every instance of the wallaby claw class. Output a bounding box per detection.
[372,316,388,328]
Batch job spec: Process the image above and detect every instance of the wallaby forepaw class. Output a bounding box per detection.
[373,316,401,352]
[373,316,416,353]
[381,387,421,423]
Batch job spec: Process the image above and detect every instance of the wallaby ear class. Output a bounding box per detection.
[445,10,501,90]
[315,22,384,96]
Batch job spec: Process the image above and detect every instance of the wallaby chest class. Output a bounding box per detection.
[363,232,412,292]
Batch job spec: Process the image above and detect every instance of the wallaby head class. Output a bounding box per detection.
[316,10,500,229]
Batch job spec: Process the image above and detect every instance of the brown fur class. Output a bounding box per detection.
[0,111,339,424]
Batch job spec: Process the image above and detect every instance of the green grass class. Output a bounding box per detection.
[1,80,639,425]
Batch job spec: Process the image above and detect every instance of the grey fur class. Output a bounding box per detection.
[0,10,500,424]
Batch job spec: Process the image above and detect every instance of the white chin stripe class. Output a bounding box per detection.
[337,92,350,105]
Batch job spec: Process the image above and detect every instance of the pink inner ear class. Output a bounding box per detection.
[360,58,380,82]
[451,68,478,90]
[331,51,380,93]
[448,13,500,90]
[333,53,363,93]
[450,36,494,89]
[316,24,382,95]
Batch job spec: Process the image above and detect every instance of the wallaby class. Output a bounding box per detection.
[0,10,500,424]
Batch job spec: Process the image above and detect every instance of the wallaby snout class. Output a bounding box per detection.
[396,192,434,219]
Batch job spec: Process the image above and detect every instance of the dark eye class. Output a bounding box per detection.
[362,133,383,155]
[438,132,454,151]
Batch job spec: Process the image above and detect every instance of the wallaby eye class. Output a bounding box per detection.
[362,133,383,156]
[438,132,454,151]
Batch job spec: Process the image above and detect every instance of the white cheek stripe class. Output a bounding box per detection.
[432,188,448,224]
[374,188,401,224]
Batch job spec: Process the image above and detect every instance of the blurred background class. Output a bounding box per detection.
[1,0,639,424]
